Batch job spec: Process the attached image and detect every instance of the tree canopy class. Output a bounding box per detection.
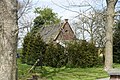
[33,7,61,27]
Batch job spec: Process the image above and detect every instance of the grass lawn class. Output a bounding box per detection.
[18,60,120,80]
[35,66,108,80]
[18,64,108,80]
[17,58,120,80]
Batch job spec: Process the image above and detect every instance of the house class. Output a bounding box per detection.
[39,19,76,45]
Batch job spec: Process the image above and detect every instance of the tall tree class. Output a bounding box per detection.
[34,7,61,27]
[104,0,118,70]
[31,7,61,34]
[73,10,106,46]
[0,0,18,80]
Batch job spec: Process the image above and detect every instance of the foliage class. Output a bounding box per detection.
[43,42,67,67]
[34,7,61,27]
[21,32,46,65]
[17,59,32,80]
[113,21,120,63]
[22,37,100,68]
[21,7,61,66]
[30,7,61,35]
[66,40,100,68]
[43,40,100,68]
[21,33,31,63]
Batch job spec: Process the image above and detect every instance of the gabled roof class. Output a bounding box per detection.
[54,19,75,41]
[39,19,75,43]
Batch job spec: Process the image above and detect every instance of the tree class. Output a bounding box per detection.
[66,40,100,68]
[73,10,106,46]
[44,42,66,67]
[21,32,46,65]
[30,7,61,36]
[21,33,31,63]
[104,0,118,70]
[0,0,18,80]
[34,7,61,27]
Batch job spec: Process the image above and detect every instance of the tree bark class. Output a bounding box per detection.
[0,0,18,80]
[105,0,117,71]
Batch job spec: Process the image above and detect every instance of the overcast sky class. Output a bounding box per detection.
[19,0,120,22]
[23,0,106,21]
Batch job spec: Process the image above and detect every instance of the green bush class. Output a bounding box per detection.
[21,33,46,65]
[113,21,120,63]
[21,33,31,63]
[22,33,100,68]
[66,40,100,68]
[43,42,67,67]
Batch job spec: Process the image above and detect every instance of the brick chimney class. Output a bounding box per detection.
[65,19,68,23]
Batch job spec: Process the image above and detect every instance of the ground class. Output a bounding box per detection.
[17,59,120,80]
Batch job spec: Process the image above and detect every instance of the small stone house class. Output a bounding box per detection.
[39,19,76,45]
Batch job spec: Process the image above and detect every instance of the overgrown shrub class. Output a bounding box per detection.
[22,33,100,68]
[113,21,120,63]
[21,33,31,63]
[66,40,100,68]
[21,33,46,65]
[43,42,67,67]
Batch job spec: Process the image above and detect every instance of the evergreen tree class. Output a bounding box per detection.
[21,32,31,63]
[113,21,120,63]
[66,41,99,68]
[21,33,46,65]
[44,42,66,67]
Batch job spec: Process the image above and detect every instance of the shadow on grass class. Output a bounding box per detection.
[34,67,67,80]
[33,66,108,80]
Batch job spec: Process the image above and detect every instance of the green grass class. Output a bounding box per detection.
[17,58,120,80]
[36,66,108,80]
[18,59,120,80]
[18,65,109,80]
[17,59,32,80]
[18,60,114,80]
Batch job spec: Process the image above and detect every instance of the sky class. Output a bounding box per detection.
[19,0,120,23]
[25,0,106,21]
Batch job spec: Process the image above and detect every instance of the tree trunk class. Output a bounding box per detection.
[104,0,117,71]
[0,0,18,80]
